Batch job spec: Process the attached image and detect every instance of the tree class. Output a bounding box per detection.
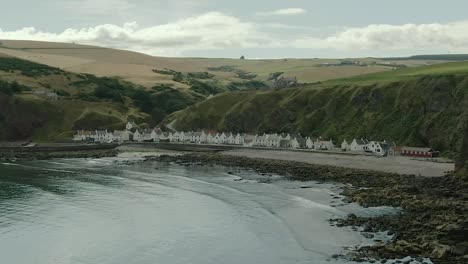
[240,55,245,60]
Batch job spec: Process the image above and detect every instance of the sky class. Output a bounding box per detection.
[1,0,468,58]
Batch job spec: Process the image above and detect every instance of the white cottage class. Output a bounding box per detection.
[314,139,335,150]
[367,141,386,155]
[291,136,307,149]
[350,139,369,152]
[306,137,314,149]
[134,129,153,142]
[254,134,267,147]
[73,130,96,141]
[219,133,228,144]
[207,133,216,144]
[112,130,130,142]
[228,133,236,145]
[341,140,351,151]
[235,133,245,145]
[95,130,112,143]
[243,134,257,147]
[200,131,208,143]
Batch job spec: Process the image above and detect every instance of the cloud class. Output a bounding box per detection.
[256,8,307,16]
[0,12,272,56]
[294,21,468,53]
[2,12,468,57]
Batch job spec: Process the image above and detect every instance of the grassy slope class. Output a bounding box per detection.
[170,64,468,155]
[326,61,468,85]
[0,56,151,142]
[3,39,454,88]
[0,94,147,142]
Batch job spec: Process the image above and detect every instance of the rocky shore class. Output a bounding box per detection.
[0,149,118,161]
[145,153,468,264]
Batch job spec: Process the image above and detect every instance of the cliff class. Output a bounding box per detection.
[168,75,468,155]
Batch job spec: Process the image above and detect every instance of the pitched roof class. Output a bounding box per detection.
[354,139,368,145]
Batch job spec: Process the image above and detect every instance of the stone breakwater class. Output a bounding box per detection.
[145,153,468,264]
[0,149,118,161]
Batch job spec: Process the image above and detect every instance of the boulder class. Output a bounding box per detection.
[431,244,451,258]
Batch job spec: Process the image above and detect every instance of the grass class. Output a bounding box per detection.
[326,61,468,85]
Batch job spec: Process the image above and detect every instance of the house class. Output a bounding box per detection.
[401,147,439,158]
[190,132,202,143]
[171,132,181,142]
[235,133,245,145]
[95,130,111,143]
[159,132,171,142]
[314,138,335,150]
[219,133,228,144]
[341,140,351,151]
[265,134,282,148]
[73,130,96,141]
[254,134,267,147]
[179,132,186,142]
[279,138,291,148]
[350,139,369,152]
[112,130,130,142]
[243,134,257,147]
[291,135,306,149]
[134,129,153,142]
[207,133,216,144]
[150,129,162,142]
[367,141,386,155]
[126,121,138,131]
[228,133,236,145]
[200,131,208,143]
[306,137,317,149]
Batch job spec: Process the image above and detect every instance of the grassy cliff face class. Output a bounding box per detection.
[0,93,144,142]
[456,97,468,177]
[0,57,201,142]
[170,74,468,155]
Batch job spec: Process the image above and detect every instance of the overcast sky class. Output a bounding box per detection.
[1,0,468,58]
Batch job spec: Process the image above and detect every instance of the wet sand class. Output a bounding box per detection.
[223,149,454,177]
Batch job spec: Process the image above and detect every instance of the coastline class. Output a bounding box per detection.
[143,153,468,264]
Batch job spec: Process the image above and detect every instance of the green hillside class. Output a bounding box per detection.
[326,61,468,85]
[0,57,203,142]
[168,73,468,156]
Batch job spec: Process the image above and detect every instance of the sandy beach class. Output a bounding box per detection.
[222,149,454,177]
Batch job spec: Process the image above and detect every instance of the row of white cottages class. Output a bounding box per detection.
[73,128,393,155]
[74,129,335,150]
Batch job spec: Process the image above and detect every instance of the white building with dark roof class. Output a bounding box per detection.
[351,139,369,152]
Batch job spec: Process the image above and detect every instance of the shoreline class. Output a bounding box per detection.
[143,153,468,264]
[0,149,118,161]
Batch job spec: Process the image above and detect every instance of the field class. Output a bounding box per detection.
[326,61,468,85]
[0,40,456,89]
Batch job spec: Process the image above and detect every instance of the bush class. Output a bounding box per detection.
[0,80,32,95]
[0,57,64,76]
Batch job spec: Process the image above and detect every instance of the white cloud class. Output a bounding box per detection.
[0,12,272,56]
[256,8,307,16]
[294,21,468,53]
[2,12,468,57]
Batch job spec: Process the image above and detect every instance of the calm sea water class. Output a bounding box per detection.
[0,157,413,264]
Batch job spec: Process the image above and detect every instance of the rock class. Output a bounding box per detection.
[431,244,451,258]
[451,242,468,256]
